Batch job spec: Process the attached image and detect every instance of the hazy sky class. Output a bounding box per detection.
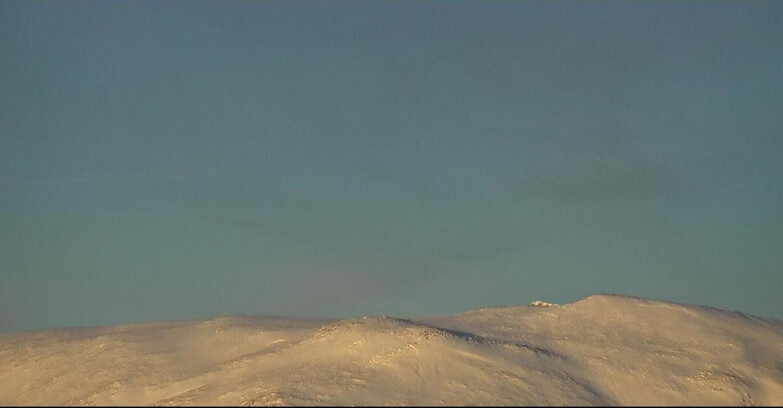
[1,1,782,333]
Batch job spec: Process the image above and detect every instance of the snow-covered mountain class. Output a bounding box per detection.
[2,294,782,406]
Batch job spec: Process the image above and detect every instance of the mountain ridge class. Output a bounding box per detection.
[2,294,782,406]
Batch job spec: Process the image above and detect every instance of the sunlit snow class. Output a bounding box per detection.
[1,294,782,406]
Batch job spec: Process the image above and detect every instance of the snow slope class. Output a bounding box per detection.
[1,294,782,406]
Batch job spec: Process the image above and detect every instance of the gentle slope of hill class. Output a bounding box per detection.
[1,294,782,406]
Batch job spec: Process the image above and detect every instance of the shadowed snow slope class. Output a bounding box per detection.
[1,294,782,406]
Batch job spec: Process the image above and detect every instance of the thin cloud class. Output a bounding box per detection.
[195,212,337,243]
[520,154,683,202]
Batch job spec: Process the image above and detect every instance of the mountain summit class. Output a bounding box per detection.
[2,294,781,405]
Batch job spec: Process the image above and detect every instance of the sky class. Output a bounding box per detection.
[1,1,781,333]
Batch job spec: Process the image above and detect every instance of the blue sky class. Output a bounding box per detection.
[1,1,782,332]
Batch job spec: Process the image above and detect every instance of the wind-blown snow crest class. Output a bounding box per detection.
[1,294,782,406]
